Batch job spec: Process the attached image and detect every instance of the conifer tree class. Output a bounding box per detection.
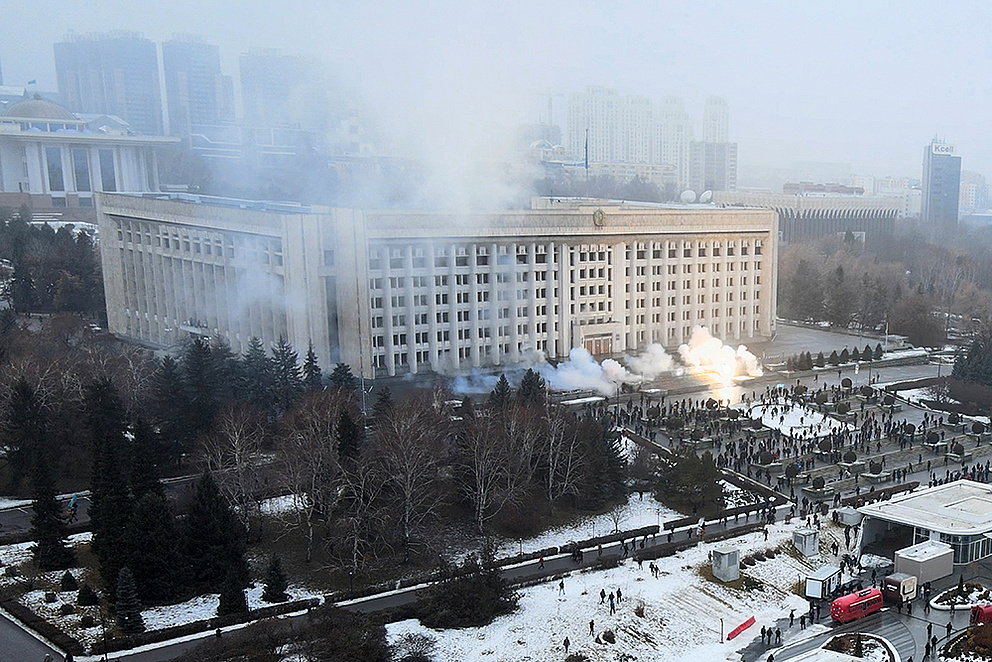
[328,362,357,392]
[208,336,241,402]
[303,342,323,392]
[115,567,145,633]
[851,347,861,361]
[336,409,362,461]
[487,374,512,409]
[517,368,546,407]
[30,450,75,570]
[271,336,303,412]
[815,352,826,368]
[840,348,850,363]
[181,335,218,434]
[129,491,185,604]
[240,336,275,411]
[874,343,884,360]
[217,570,248,616]
[828,350,840,365]
[372,386,393,422]
[150,356,192,464]
[129,418,165,502]
[85,379,133,595]
[4,377,43,490]
[184,472,248,591]
[864,344,873,361]
[262,555,289,603]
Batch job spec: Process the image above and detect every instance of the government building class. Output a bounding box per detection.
[97,193,778,378]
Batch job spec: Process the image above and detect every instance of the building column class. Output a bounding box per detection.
[545,241,557,360]
[404,246,416,374]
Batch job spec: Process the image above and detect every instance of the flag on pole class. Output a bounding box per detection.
[27,80,37,86]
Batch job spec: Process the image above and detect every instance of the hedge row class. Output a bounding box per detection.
[634,522,766,562]
[91,597,319,655]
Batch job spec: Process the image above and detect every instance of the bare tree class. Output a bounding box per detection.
[373,399,447,562]
[337,451,387,575]
[607,502,627,534]
[457,415,528,532]
[542,406,584,514]
[278,390,348,562]
[199,402,267,540]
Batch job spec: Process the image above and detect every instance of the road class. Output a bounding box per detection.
[0,607,59,662]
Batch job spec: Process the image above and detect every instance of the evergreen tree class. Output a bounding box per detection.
[271,336,303,413]
[129,418,165,502]
[30,436,75,570]
[184,473,248,591]
[487,374,512,410]
[128,491,185,604]
[336,409,362,461]
[815,352,826,367]
[517,369,546,407]
[372,387,393,422]
[262,555,289,603]
[874,343,884,360]
[208,336,241,403]
[828,350,840,365]
[303,342,323,392]
[803,352,813,370]
[181,336,218,434]
[217,570,248,616]
[9,262,34,312]
[60,570,78,592]
[150,356,192,465]
[77,583,99,606]
[240,337,275,411]
[3,377,43,490]
[328,362,357,392]
[851,347,861,361]
[578,417,625,507]
[85,379,133,595]
[115,567,145,633]
[840,348,850,363]
[654,449,725,517]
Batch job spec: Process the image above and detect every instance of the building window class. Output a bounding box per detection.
[45,147,64,191]
[71,148,91,192]
[98,149,116,192]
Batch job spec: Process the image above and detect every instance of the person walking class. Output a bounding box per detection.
[789,609,795,628]
[538,556,544,569]
[563,637,570,654]
[600,588,606,604]
[617,587,623,603]
[775,627,781,644]
[609,592,616,615]
[558,580,565,596]
[946,621,953,639]
[799,613,806,630]
[590,619,595,635]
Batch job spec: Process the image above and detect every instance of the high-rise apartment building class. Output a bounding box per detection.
[702,96,729,143]
[655,96,693,189]
[54,31,163,135]
[922,140,961,228]
[960,171,988,212]
[239,48,327,130]
[162,35,233,137]
[689,141,738,193]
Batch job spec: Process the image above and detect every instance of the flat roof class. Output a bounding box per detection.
[859,480,992,535]
[895,540,952,562]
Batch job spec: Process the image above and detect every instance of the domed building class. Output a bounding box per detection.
[0,95,178,224]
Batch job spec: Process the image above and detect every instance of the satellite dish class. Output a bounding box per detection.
[680,190,697,203]
[699,190,713,203]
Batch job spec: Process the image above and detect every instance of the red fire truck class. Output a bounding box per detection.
[830,587,884,623]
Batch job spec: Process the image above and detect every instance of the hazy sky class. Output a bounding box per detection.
[4,0,991,182]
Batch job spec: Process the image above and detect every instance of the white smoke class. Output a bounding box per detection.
[678,326,763,382]
[624,343,676,380]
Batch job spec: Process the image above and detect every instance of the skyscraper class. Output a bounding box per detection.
[162,34,233,136]
[239,48,327,130]
[702,96,729,143]
[689,141,738,192]
[54,31,163,135]
[655,96,693,189]
[922,139,961,228]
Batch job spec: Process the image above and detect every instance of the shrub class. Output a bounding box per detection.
[60,570,78,592]
[634,600,645,618]
[602,629,616,644]
[80,615,96,628]
[44,592,57,603]
[417,547,518,629]
[59,603,75,616]
[77,583,99,606]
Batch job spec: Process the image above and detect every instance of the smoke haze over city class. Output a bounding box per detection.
[3,0,991,189]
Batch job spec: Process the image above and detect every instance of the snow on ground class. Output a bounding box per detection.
[260,494,298,517]
[0,497,31,509]
[897,387,959,407]
[722,481,763,509]
[744,399,852,438]
[390,519,825,662]
[495,495,683,559]
[141,584,319,631]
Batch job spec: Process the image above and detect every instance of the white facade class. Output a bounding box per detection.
[98,194,778,379]
[702,96,729,143]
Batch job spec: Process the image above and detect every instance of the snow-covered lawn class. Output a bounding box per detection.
[744,399,852,439]
[0,497,31,509]
[140,584,320,631]
[897,387,959,407]
[390,518,830,662]
[722,481,763,509]
[495,496,683,559]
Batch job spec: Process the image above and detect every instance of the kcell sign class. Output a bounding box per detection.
[931,143,956,155]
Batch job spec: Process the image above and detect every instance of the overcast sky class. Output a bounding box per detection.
[3,0,991,182]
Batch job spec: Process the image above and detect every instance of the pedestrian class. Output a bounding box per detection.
[761,625,766,643]
[617,587,623,602]
[558,580,565,596]
[925,641,931,658]
[951,602,956,617]
[799,613,806,629]
[908,600,913,616]
[789,609,795,628]
[775,627,781,644]
[897,602,902,614]
[563,637,570,654]
[927,623,933,640]
[590,619,595,635]
[947,621,953,639]
[609,592,616,615]
[600,588,606,604]
[763,527,769,541]
[539,556,544,569]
